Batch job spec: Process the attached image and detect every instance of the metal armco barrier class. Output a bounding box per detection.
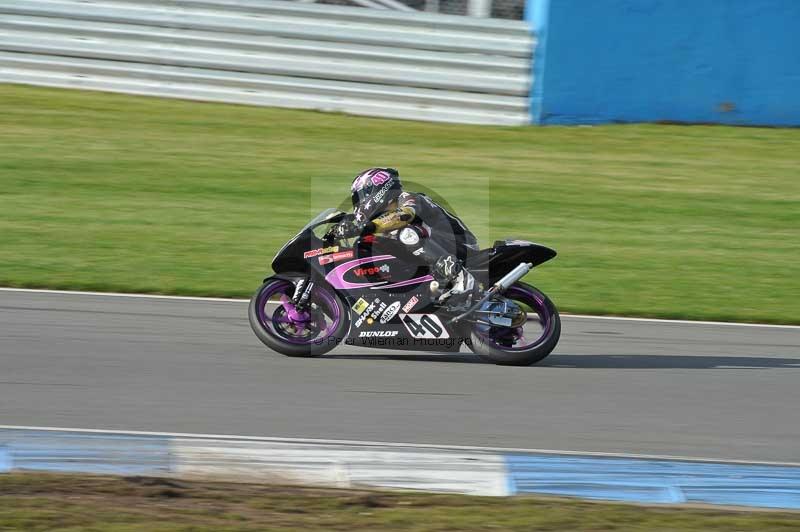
[0,0,534,125]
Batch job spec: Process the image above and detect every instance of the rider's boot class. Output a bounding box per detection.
[432,255,476,305]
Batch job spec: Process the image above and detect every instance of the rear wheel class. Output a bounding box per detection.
[248,277,349,357]
[470,282,560,366]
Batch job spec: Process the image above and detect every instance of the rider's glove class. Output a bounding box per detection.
[328,220,360,241]
[326,218,379,242]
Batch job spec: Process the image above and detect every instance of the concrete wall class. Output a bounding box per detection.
[526,0,800,126]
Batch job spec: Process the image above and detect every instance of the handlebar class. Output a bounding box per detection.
[325,232,389,245]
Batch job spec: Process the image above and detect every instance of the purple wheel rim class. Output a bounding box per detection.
[475,284,553,351]
[255,280,341,345]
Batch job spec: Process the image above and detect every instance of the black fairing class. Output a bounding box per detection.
[469,240,557,284]
[271,232,323,274]
[271,210,347,274]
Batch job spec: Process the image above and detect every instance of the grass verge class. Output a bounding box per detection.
[1,473,798,531]
[1,85,798,323]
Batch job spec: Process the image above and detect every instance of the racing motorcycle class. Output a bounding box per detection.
[248,209,560,366]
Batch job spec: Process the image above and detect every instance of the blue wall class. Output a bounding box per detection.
[525,0,800,126]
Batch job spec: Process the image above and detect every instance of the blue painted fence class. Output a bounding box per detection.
[525,0,800,126]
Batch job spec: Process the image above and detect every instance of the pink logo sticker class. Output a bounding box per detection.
[370,170,391,186]
[318,250,354,265]
[402,295,419,313]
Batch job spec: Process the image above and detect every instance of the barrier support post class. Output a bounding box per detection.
[524,0,549,124]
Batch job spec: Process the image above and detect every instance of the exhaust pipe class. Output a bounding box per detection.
[494,262,533,291]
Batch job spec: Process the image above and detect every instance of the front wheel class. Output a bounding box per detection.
[248,277,349,357]
[470,282,560,366]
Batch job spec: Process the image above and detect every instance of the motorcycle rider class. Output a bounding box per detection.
[326,167,479,303]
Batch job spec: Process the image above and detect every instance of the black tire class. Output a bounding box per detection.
[248,277,349,358]
[469,282,561,366]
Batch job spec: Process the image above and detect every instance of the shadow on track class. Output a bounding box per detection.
[543,354,800,369]
[325,353,486,364]
[323,353,800,369]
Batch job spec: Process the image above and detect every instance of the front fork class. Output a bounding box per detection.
[274,276,316,332]
[291,277,315,310]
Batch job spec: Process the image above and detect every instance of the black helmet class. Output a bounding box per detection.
[350,167,402,224]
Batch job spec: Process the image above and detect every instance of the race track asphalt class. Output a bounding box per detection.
[1,289,799,463]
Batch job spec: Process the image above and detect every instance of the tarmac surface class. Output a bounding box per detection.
[1,289,799,463]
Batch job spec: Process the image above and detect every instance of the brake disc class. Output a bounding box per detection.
[509,308,528,328]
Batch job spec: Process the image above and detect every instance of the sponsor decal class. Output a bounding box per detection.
[354,264,390,277]
[412,247,425,256]
[355,301,376,327]
[359,330,399,337]
[370,170,391,186]
[402,296,419,313]
[379,301,401,324]
[319,250,354,265]
[303,245,339,259]
[355,298,384,327]
[400,313,449,339]
[352,298,369,315]
[369,299,388,321]
[371,180,394,205]
[399,227,420,246]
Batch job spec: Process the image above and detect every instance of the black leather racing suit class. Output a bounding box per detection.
[368,192,479,284]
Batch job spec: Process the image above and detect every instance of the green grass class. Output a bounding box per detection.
[1,473,798,531]
[1,84,798,323]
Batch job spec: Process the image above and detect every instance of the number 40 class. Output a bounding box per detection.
[402,314,443,338]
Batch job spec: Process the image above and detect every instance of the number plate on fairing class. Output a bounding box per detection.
[400,313,449,339]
